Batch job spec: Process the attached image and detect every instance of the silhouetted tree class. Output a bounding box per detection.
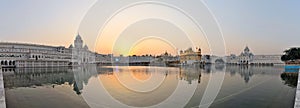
[281,47,300,61]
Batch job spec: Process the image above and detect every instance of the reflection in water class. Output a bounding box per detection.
[204,65,254,83]
[99,67,179,107]
[3,65,296,108]
[226,66,253,83]
[179,66,202,84]
[3,67,91,108]
[281,72,298,88]
[2,65,283,90]
[73,81,82,95]
[3,67,97,96]
[4,68,74,89]
[3,67,88,95]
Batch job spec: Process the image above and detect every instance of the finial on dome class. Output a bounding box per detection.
[75,32,82,40]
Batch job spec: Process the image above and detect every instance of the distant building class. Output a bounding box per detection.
[70,34,95,65]
[201,55,226,64]
[160,51,179,63]
[238,46,254,65]
[226,46,284,65]
[109,53,179,66]
[0,42,71,68]
[179,47,202,65]
[129,55,154,63]
[95,54,113,64]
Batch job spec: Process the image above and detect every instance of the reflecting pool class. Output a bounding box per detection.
[3,65,296,108]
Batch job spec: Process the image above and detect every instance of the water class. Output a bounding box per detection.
[3,65,296,108]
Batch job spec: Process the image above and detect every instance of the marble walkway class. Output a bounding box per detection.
[295,69,300,108]
[0,67,5,108]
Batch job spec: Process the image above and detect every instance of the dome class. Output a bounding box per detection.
[76,33,82,40]
[75,33,83,43]
[74,33,83,48]
[164,51,169,56]
[180,50,183,54]
[197,48,201,52]
[244,46,250,52]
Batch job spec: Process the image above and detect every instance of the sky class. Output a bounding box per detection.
[0,0,299,56]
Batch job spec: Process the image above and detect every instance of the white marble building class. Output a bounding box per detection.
[70,34,95,65]
[226,46,254,65]
[0,34,95,68]
[251,55,284,65]
[0,42,71,68]
[226,46,284,65]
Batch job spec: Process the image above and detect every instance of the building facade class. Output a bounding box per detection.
[0,34,95,68]
[179,47,202,65]
[70,34,95,65]
[238,46,254,65]
[0,42,71,68]
[226,46,284,65]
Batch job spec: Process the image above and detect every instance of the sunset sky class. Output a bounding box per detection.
[1,0,299,56]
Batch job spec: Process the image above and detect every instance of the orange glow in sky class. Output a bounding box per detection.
[129,38,177,56]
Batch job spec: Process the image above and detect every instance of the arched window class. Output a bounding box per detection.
[4,61,7,65]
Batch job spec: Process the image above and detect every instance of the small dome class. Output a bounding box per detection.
[164,51,168,56]
[198,48,201,52]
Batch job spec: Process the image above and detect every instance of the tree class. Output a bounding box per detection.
[281,47,300,61]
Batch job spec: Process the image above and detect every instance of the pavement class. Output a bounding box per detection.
[294,69,300,108]
[0,67,5,108]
